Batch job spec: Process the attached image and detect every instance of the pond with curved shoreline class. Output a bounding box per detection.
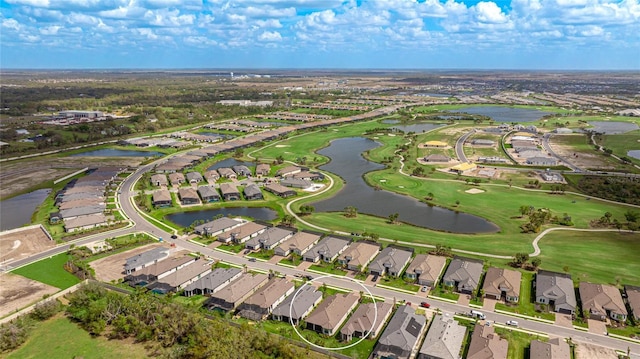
[0,189,51,231]
[311,137,499,234]
[166,207,278,227]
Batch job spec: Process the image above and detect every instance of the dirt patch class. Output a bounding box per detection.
[574,342,618,359]
[0,226,55,265]
[549,136,612,169]
[0,272,58,318]
[91,243,169,283]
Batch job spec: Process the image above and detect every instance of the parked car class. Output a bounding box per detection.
[506,320,518,327]
[406,302,412,306]
[420,302,430,308]
[420,286,428,292]
[248,258,257,262]
[371,275,379,282]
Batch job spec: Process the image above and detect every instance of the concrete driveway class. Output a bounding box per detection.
[457,294,471,306]
[555,313,574,328]
[588,319,608,335]
[483,298,498,311]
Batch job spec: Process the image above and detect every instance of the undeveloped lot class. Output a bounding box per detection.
[91,243,169,282]
[575,342,618,359]
[0,272,58,318]
[0,226,55,265]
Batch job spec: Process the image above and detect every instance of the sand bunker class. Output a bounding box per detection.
[465,188,485,194]
[275,145,290,148]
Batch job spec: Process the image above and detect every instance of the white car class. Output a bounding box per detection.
[506,320,519,327]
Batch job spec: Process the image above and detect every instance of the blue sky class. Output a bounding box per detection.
[1,0,638,70]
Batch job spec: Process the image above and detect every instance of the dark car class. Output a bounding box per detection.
[371,275,379,282]
[248,258,257,262]
[170,234,178,239]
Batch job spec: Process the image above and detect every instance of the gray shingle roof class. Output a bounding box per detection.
[368,246,413,275]
[124,247,171,272]
[272,286,322,321]
[245,227,293,249]
[375,305,426,357]
[418,314,466,359]
[535,270,577,311]
[442,256,484,293]
[183,267,242,293]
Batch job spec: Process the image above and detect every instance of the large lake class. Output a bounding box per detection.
[0,189,51,231]
[166,207,278,227]
[311,137,499,233]
[627,150,640,160]
[449,106,552,122]
[71,149,162,157]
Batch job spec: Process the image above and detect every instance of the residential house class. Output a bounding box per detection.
[185,171,204,184]
[368,246,413,278]
[232,165,252,177]
[526,157,558,166]
[183,267,243,297]
[467,324,508,359]
[204,273,269,311]
[178,188,200,205]
[340,302,393,342]
[625,285,640,321]
[193,217,244,237]
[302,236,350,263]
[197,185,221,202]
[291,171,324,181]
[219,183,241,201]
[245,227,293,251]
[63,214,108,233]
[530,338,570,359]
[337,241,380,272]
[483,267,522,303]
[579,282,627,321]
[305,293,359,336]
[418,314,466,359]
[150,174,168,187]
[264,183,297,198]
[168,172,185,186]
[535,270,577,315]
[274,231,321,257]
[152,189,172,207]
[280,178,312,188]
[59,205,105,220]
[276,165,301,177]
[238,278,295,320]
[125,253,195,286]
[441,256,484,295]
[243,183,263,200]
[405,254,447,287]
[372,305,427,359]
[449,162,477,175]
[124,246,171,274]
[217,222,267,243]
[272,286,322,325]
[146,259,212,294]
[423,154,451,163]
[256,163,270,177]
[217,167,237,179]
[205,169,220,182]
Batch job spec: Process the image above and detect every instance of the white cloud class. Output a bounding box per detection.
[580,25,604,36]
[5,0,49,7]
[255,19,283,28]
[474,2,508,23]
[39,25,60,34]
[2,18,22,30]
[258,30,282,41]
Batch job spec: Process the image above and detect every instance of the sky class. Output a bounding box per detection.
[0,0,638,70]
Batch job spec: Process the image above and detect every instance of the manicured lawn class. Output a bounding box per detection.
[308,263,348,276]
[379,276,420,293]
[536,231,640,286]
[217,243,245,253]
[192,236,217,246]
[12,253,80,290]
[7,315,150,359]
[173,294,208,308]
[607,324,640,338]
[279,257,302,267]
[601,129,640,166]
[494,326,544,359]
[429,285,460,301]
[247,250,275,260]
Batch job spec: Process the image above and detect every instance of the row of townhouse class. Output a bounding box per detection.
[151,183,265,208]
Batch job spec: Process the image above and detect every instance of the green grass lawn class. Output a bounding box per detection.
[494,326,544,359]
[601,129,640,166]
[279,256,302,267]
[607,324,640,338]
[7,315,150,359]
[217,243,245,253]
[12,253,80,290]
[247,250,275,260]
[429,285,460,301]
[495,271,556,321]
[378,276,420,293]
[535,231,640,286]
[308,263,348,276]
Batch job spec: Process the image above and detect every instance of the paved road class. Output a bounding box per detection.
[542,133,584,172]
[455,129,475,162]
